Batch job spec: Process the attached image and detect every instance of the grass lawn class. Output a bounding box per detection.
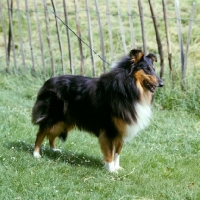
[0,74,200,200]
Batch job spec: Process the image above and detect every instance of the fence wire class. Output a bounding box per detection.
[0,0,199,80]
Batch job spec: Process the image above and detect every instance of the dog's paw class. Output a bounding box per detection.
[51,148,62,152]
[114,165,124,171]
[115,163,124,171]
[33,151,41,158]
[104,162,119,173]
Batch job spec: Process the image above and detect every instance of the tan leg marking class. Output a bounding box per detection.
[48,122,66,150]
[98,130,114,163]
[33,128,49,158]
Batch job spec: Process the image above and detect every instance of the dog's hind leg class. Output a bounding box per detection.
[49,135,62,152]
[48,122,67,152]
[99,130,116,172]
[33,128,48,158]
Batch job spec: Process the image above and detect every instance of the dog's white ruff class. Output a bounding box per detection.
[123,103,152,142]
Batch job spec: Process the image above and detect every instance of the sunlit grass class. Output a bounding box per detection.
[0,72,200,199]
[0,0,200,199]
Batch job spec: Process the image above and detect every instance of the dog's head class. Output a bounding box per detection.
[129,49,164,93]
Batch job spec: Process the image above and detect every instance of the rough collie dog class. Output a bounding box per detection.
[32,49,163,172]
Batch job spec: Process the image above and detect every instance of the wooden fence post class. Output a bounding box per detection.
[175,0,185,88]
[25,0,36,75]
[138,0,147,55]
[106,0,114,62]
[43,0,55,76]
[85,0,95,77]
[162,0,174,84]
[116,0,127,54]
[128,0,136,49]
[63,0,74,75]
[94,0,106,73]
[0,1,9,72]
[184,2,196,78]
[7,0,17,72]
[74,0,84,75]
[16,0,26,72]
[148,0,164,79]
[51,0,65,75]
[34,0,46,75]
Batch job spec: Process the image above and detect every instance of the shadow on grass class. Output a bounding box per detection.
[5,141,103,169]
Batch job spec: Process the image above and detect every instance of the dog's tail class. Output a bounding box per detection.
[32,78,69,143]
[32,79,65,126]
[32,90,53,125]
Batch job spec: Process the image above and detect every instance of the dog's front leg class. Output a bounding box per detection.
[98,130,117,173]
[114,138,124,171]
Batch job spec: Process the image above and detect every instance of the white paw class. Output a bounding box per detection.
[33,151,41,158]
[114,165,124,171]
[104,162,118,173]
[114,153,123,171]
[51,148,62,152]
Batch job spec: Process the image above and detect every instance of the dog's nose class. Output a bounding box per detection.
[159,80,164,87]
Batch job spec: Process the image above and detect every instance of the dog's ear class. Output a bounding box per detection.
[146,53,157,62]
[129,49,144,64]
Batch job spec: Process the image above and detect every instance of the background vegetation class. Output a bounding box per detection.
[0,0,200,199]
[1,0,200,76]
[0,71,199,200]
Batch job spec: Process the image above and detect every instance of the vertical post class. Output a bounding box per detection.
[148,0,164,79]
[162,0,173,84]
[51,0,65,75]
[0,1,9,72]
[85,0,95,77]
[138,0,147,55]
[116,0,127,54]
[25,0,36,75]
[34,0,46,75]
[184,2,195,77]
[43,0,55,76]
[175,0,185,88]
[63,0,74,75]
[106,0,114,62]
[94,0,106,73]
[128,0,136,49]
[7,0,17,73]
[74,0,84,75]
[16,0,26,72]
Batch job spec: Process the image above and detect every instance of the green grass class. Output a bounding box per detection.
[0,73,200,200]
[1,0,200,198]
